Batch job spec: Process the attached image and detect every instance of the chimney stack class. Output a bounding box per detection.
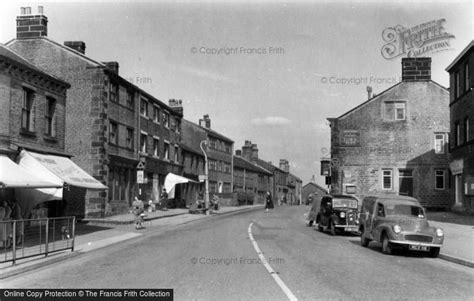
[102,61,119,74]
[199,114,211,129]
[279,159,289,172]
[168,99,184,115]
[16,6,48,39]
[242,140,252,161]
[401,57,431,82]
[64,41,86,54]
[251,143,259,163]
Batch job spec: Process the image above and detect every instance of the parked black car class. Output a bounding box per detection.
[309,194,359,235]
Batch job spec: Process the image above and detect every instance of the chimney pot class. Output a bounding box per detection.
[367,86,372,99]
[20,7,25,15]
[38,6,43,14]
[26,7,31,14]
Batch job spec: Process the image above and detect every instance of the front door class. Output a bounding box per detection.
[455,175,463,206]
[399,170,413,196]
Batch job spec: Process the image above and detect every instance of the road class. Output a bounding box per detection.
[2,206,473,300]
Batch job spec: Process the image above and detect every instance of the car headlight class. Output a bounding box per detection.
[340,212,346,218]
[436,228,444,237]
[393,225,402,234]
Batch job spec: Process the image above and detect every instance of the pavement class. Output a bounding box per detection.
[0,205,263,280]
[0,205,472,281]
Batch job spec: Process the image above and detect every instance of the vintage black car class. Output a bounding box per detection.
[308,194,359,235]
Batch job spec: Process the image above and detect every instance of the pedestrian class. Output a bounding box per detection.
[265,191,274,212]
[0,200,12,248]
[132,196,145,229]
[160,188,168,211]
[8,198,24,245]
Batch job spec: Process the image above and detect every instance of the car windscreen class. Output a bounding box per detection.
[386,204,425,218]
[332,198,357,208]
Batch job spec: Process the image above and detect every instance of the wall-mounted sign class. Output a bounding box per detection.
[321,159,331,176]
[340,130,360,147]
[137,170,144,184]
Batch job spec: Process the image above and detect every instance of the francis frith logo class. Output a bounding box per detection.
[381,19,455,59]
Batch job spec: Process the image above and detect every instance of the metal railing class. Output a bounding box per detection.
[0,216,75,265]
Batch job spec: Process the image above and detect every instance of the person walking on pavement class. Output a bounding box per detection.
[8,198,24,245]
[0,200,12,248]
[265,191,274,212]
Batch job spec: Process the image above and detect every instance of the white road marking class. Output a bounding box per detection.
[248,222,298,301]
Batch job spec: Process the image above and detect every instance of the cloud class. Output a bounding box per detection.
[251,116,291,126]
[313,121,330,132]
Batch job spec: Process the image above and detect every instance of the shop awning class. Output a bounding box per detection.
[164,173,198,199]
[17,150,107,189]
[0,154,62,188]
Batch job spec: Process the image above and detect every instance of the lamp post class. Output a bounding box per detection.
[200,140,210,215]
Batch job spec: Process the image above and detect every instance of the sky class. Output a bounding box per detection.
[1,0,472,187]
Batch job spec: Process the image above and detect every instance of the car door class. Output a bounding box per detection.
[372,202,386,241]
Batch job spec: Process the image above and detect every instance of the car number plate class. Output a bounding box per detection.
[345,227,358,232]
[409,245,430,251]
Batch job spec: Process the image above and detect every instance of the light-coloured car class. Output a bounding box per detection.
[359,195,444,257]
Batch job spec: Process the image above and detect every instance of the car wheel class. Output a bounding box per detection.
[308,220,314,227]
[429,247,440,258]
[329,221,336,236]
[382,234,392,255]
[361,231,370,247]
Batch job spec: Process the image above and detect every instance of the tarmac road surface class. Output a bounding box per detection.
[1,206,473,300]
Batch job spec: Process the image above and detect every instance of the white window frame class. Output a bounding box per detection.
[140,98,148,117]
[153,105,160,124]
[174,144,179,162]
[153,137,160,157]
[140,131,148,153]
[164,141,170,160]
[382,169,392,190]
[434,133,446,154]
[395,103,406,120]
